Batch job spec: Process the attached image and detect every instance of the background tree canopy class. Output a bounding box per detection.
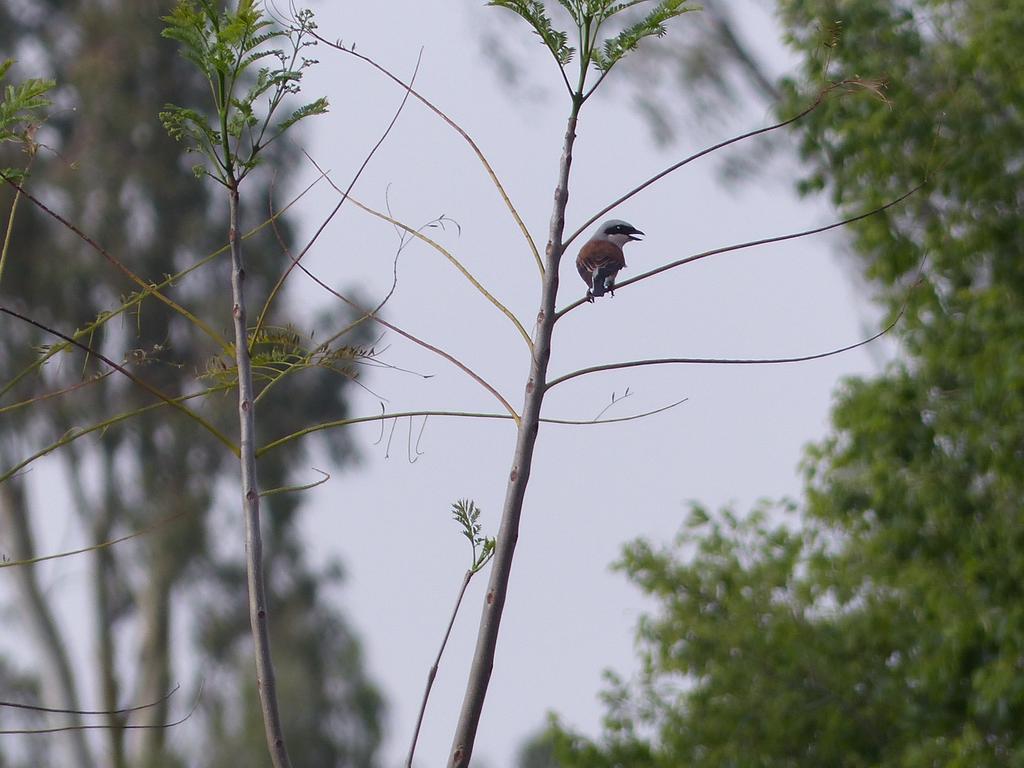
[539,0,1024,764]
[0,2,381,766]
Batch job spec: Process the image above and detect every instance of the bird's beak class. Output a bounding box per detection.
[627,228,644,242]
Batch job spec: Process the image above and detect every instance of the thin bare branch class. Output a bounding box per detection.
[0,387,227,487]
[563,88,834,249]
[0,685,180,717]
[407,569,473,768]
[547,313,903,390]
[314,37,544,276]
[0,173,229,351]
[260,468,330,497]
[0,371,113,415]
[252,49,424,345]
[0,507,192,570]
[258,398,688,456]
[282,245,521,422]
[0,171,324,405]
[337,188,533,350]
[0,683,202,735]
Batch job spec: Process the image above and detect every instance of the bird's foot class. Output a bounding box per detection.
[585,290,595,303]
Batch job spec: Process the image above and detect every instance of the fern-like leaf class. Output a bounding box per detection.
[592,0,695,71]
[488,0,576,65]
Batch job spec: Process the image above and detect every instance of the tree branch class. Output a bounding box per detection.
[547,313,903,390]
[447,90,584,768]
[314,37,544,276]
[562,87,834,249]
[227,186,292,768]
[557,182,926,318]
[252,49,424,345]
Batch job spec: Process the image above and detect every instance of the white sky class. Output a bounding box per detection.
[0,2,895,767]
[288,2,889,767]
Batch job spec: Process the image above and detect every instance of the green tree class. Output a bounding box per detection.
[0,2,381,766]
[543,0,1024,764]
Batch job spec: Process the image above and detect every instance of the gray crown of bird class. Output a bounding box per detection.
[576,219,644,302]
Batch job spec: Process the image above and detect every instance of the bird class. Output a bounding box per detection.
[576,219,644,302]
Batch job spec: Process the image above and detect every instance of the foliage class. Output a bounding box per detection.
[160,0,327,184]
[0,1,379,765]
[0,59,53,181]
[451,498,496,573]
[542,0,1024,764]
[488,0,695,93]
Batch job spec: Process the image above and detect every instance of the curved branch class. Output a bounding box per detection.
[315,37,544,276]
[252,49,424,346]
[258,398,688,456]
[259,468,330,497]
[0,683,202,735]
[0,174,229,351]
[546,313,903,390]
[0,370,113,415]
[557,182,925,318]
[339,190,533,349]
[0,171,322,405]
[284,251,521,422]
[0,685,180,717]
[563,86,836,249]
[0,388,223,487]
[407,568,473,768]
[0,505,192,570]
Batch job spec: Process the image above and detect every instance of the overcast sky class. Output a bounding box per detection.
[283,2,890,767]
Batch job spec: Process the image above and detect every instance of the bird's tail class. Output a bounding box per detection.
[591,267,616,297]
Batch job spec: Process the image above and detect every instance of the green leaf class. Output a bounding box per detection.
[592,0,695,72]
[488,0,576,65]
[160,2,327,183]
[0,60,55,144]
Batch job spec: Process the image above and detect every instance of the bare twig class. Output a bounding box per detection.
[252,49,424,345]
[0,684,180,716]
[0,173,229,350]
[547,312,904,390]
[260,468,331,497]
[562,83,873,249]
[314,37,544,276]
[406,569,473,768]
[0,507,192,570]
[258,399,688,456]
[0,682,203,736]
[281,242,521,421]
[302,154,533,350]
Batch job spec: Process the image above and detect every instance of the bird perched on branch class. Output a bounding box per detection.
[576,219,644,302]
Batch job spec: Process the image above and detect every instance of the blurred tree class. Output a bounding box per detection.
[0,1,381,766]
[536,0,1024,765]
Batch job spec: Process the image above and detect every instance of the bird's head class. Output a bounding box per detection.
[595,219,644,248]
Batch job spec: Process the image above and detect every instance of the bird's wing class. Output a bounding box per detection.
[576,240,626,280]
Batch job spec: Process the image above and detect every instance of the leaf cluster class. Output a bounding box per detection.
[451,498,496,572]
[201,324,375,394]
[0,60,54,181]
[159,1,327,186]
[488,0,694,97]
